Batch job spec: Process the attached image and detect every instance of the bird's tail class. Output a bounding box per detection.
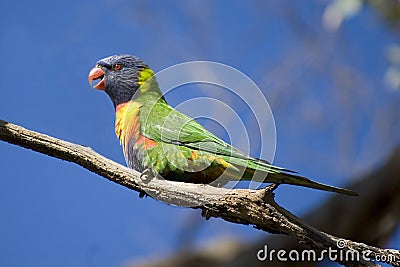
[224,157,358,196]
[263,171,358,196]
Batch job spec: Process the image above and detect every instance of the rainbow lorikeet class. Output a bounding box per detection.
[88,54,357,196]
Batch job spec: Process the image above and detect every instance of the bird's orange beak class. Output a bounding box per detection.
[88,67,106,90]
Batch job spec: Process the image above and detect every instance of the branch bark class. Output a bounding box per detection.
[0,118,399,266]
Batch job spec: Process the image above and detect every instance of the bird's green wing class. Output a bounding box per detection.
[139,100,290,174]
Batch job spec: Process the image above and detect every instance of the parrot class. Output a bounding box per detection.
[88,54,358,196]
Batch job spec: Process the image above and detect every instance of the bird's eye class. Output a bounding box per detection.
[113,64,122,71]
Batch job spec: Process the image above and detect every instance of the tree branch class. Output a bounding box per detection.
[0,119,399,266]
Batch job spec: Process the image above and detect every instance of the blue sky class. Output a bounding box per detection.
[0,1,399,266]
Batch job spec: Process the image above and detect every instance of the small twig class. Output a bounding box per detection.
[258,183,280,201]
[0,119,399,266]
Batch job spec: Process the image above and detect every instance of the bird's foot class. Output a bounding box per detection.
[139,168,155,182]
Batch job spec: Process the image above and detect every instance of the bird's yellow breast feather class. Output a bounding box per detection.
[115,101,141,145]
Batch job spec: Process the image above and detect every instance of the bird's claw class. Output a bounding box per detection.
[139,168,154,182]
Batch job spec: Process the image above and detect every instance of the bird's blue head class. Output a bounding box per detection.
[88,54,153,108]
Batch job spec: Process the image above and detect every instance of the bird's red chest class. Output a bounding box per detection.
[115,102,157,151]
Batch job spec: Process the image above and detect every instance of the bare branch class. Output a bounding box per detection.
[0,118,399,266]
